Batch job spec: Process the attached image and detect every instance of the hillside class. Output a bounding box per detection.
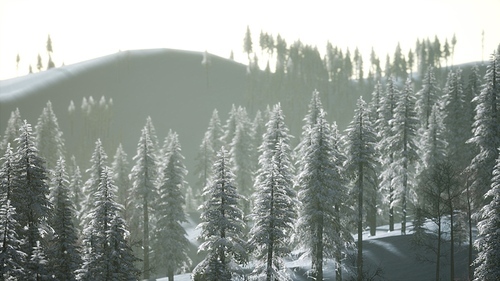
[0,49,250,181]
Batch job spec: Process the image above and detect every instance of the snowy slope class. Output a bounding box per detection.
[0,49,248,183]
[166,215,473,281]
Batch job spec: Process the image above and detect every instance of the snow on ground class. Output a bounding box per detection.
[161,217,472,281]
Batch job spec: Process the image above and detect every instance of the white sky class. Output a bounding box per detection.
[0,0,499,80]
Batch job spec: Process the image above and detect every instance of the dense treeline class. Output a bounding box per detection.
[1,40,500,281]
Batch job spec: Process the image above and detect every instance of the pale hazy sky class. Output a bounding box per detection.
[0,0,499,80]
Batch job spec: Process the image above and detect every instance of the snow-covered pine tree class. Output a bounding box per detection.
[295,90,324,165]
[111,144,132,223]
[443,69,470,170]
[378,78,399,232]
[193,147,247,281]
[473,150,500,281]
[48,157,81,281]
[35,100,65,172]
[390,78,419,235]
[250,103,297,281]
[344,97,378,280]
[230,119,255,216]
[1,144,27,279]
[79,167,139,281]
[468,53,500,207]
[82,139,108,222]
[194,109,224,201]
[153,131,190,281]
[29,240,51,281]
[415,66,440,130]
[0,199,27,280]
[296,108,349,281]
[11,121,52,277]
[129,123,158,280]
[367,82,384,237]
[68,155,84,231]
[251,110,266,168]
[221,105,239,147]
[0,108,22,156]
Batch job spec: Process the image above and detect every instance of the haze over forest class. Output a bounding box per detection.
[0,24,500,281]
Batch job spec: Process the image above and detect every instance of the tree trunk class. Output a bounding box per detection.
[143,198,150,280]
[436,214,441,281]
[357,162,364,281]
[335,204,342,281]
[168,268,174,281]
[315,215,324,281]
[448,188,455,281]
[369,194,377,236]
[466,181,473,281]
[266,178,275,281]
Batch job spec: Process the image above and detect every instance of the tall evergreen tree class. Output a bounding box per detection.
[0,199,27,280]
[250,104,296,281]
[297,109,349,281]
[195,109,224,198]
[130,122,158,280]
[473,151,500,281]
[153,132,190,281]
[0,144,27,280]
[379,78,399,231]
[0,108,22,156]
[35,101,65,172]
[11,121,52,277]
[48,157,81,281]
[415,66,440,130]
[79,167,139,281]
[390,79,419,235]
[111,144,132,222]
[344,97,378,280]
[193,148,247,281]
[68,156,84,231]
[468,53,500,207]
[443,69,469,170]
[83,139,108,223]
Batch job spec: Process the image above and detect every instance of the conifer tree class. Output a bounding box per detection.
[250,104,296,281]
[415,66,440,130]
[473,151,500,281]
[79,167,139,280]
[48,157,81,281]
[83,139,108,222]
[230,117,255,216]
[297,108,349,281]
[111,144,132,222]
[443,69,469,170]
[11,121,52,277]
[35,100,65,172]
[390,79,419,235]
[130,123,158,280]
[0,108,22,156]
[379,78,399,231]
[195,109,224,197]
[193,148,247,281]
[468,53,500,206]
[344,97,378,281]
[244,26,253,63]
[153,132,190,280]
[0,199,26,280]
[68,155,84,230]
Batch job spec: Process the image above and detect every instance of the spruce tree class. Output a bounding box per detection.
[11,121,52,278]
[35,100,65,172]
[153,132,190,280]
[297,109,349,281]
[111,144,132,222]
[468,53,500,207]
[68,156,84,231]
[390,79,419,235]
[193,148,247,281]
[250,104,296,281]
[379,78,399,231]
[79,167,139,280]
[415,66,440,130]
[473,151,500,281]
[0,108,22,156]
[130,123,158,280]
[0,199,26,280]
[48,157,81,281]
[344,97,378,280]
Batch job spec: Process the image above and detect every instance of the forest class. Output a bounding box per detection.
[1,30,500,281]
